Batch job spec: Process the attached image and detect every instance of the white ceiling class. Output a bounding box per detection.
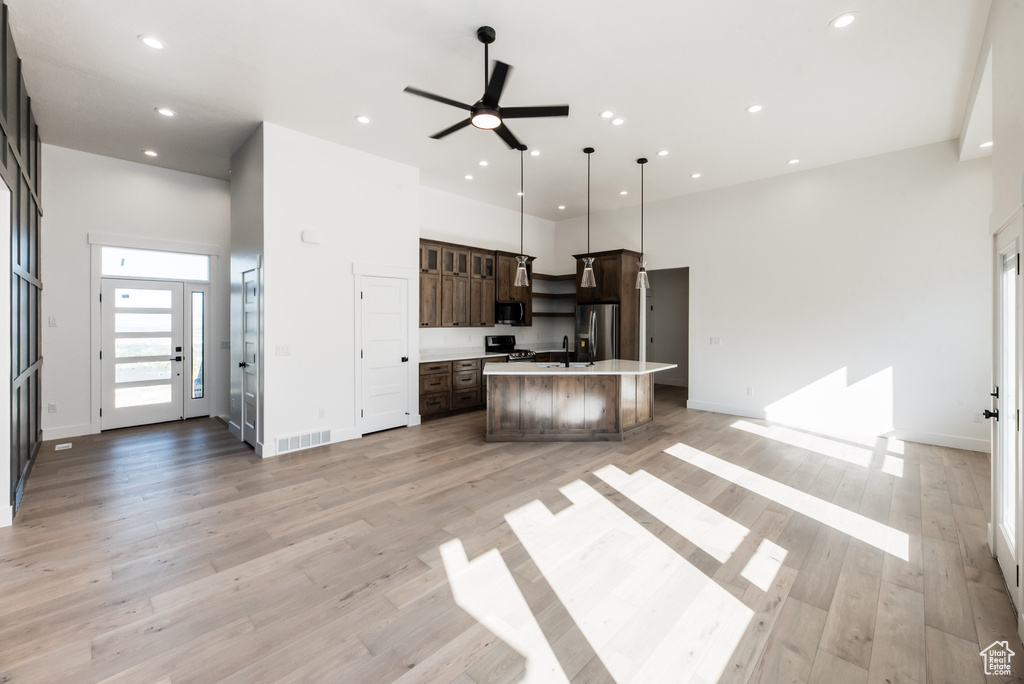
[6,0,992,221]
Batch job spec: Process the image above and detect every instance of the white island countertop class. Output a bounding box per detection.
[483,359,677,376]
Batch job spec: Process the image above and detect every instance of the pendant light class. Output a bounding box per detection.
[514,145,530,287]
[635,157,650,290]
[580,147,597,288]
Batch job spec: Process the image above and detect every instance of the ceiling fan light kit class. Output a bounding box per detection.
[403,26,570,150]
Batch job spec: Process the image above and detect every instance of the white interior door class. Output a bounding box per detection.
[101,279,185,430]
[994,242,1021,607]
[360,275,409,434]
[241,268,260,448]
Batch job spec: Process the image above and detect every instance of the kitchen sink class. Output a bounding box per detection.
[536,362,591,368]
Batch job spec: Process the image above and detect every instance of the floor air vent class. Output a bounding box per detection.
[276,429,332,455]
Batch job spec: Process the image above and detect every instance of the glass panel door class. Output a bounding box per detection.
[995,246,1020,608]
[101,279,185,429]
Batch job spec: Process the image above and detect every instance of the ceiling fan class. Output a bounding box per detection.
[404,26,570,150]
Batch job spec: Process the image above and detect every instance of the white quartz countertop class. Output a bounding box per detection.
[420,342,570,363]
[420,348,507,363]
[483,360,678,376]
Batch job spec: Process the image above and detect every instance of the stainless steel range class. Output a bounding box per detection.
[484,335,536,362]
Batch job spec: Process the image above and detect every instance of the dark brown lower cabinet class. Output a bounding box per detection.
[420,358,489,419]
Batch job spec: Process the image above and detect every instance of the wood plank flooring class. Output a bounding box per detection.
[0,386,1020,683]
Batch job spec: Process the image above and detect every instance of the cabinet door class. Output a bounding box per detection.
[420,242,441,274]
[470,278,496,327]
[419,273,440,327]
[442,247,470,277]
[596,255,621,301]
[471,251,496,280]
[496,254,518,302]
[441,274,470,327]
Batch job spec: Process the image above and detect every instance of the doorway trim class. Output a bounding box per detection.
[352,263,419,433]
[87,234,221,435]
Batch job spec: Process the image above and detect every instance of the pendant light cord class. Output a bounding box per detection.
[586,150,591,255]
[520,147,525,255]
[640,160,644,260]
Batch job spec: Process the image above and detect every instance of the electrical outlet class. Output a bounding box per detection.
[48,317,57,327]
[973,411,984,423]
[710,337,722,346]
[747,387,754,396]
[275,345,291,356]
[47,402,57,413]
[319,408,327,419]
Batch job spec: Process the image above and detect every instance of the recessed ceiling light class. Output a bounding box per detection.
[979,141,994,148]
[155,107,175,117]
[558,205,566,210]
[600,110,614,119]
[354,115,370,124]
[619,190,628,195]
[830,13,857,29]
[478,160,489,166]
[746,104,763,114]
[530,150,540,157]
[658,150,669,157]
[464,175,473,180]
[143,150,158,157]
[690,173,702,179]
[138,35,165,50]
[611,118,625,126]
[788,159,800,165]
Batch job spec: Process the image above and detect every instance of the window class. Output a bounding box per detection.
[101,246,209,281]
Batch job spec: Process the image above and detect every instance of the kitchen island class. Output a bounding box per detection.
[483,360,677,442]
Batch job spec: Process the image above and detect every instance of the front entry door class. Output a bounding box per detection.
[360,275,409,434]
[994,242,1021,608]
[101,279,186,430]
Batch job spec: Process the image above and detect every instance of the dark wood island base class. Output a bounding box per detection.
[484,361,676,441]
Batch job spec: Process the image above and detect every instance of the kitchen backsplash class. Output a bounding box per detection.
[419,318,573,351]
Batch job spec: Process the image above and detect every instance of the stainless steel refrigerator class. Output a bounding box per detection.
[575,303,620,363]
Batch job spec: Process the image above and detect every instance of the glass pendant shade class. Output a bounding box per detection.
[514,255,530,287]
[635,261,650,290]
[581,257,597,288]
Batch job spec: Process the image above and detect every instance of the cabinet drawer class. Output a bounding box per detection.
[452,388,480,410]
[420,391,451,415]
[453,358,481,371]
[452,370,480,389]
[419,373,451,394]
[419,361,452,376]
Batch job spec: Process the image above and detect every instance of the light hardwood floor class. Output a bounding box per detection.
[1,386,1020,683]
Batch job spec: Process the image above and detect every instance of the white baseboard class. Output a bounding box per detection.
[685,400,764,420]
[227,421,242,439]
[0,504,11,528]
[891,429,990,454]
[42,423,96,441]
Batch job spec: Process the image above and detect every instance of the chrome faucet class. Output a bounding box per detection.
[563,335,570,367]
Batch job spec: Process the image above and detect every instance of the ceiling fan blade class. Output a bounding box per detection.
[501,105,570,119]
[482,61,512,108]
[404,86,473,111]
[431,118,472,139]
[494,123,523,150]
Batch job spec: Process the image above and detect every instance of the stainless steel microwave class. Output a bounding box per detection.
[495,302,526,325]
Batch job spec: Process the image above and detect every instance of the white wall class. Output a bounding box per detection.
[557,141,992,451]
[988,0,1024,227]
[259,122,419,454]
[647,268,689,387]
[418,187,573,351]
[41,145,231,439]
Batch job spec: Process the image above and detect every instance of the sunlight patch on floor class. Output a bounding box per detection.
[440,539,569,683]
[730,419,877,469]
[595,464,748,563]
[665,442,909,561]
[504,480,758,683]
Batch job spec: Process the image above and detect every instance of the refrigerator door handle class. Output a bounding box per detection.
[590,310,597,363]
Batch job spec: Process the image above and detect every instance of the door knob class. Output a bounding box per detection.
[238,361,249,368]
[401,356,409,362]
[984,409,999,421]
[170,356,182,362]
